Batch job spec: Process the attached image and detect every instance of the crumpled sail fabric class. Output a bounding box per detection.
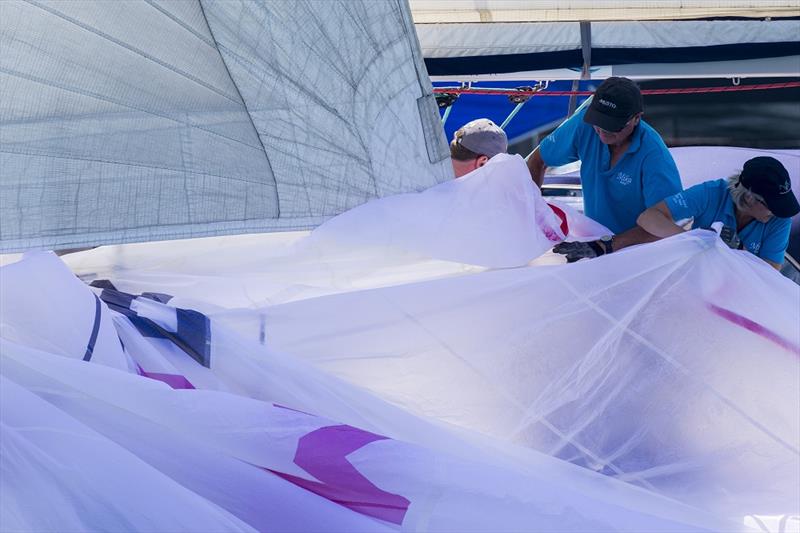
[62,154,601,309]
[0,0,451,253]
[307,154,567,268]
[0,253,735,532]
[255,232,800,517]
[2,155,798,530]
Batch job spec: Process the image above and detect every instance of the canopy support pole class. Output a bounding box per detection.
[437,82,469,126]
[441,105,454,125]
[568,21,592,116]
[500,84,545,130]
[500,102,526,130]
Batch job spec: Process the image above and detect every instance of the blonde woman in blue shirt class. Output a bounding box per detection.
[637,156,799,269]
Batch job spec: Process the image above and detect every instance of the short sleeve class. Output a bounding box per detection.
[538,105,587,167]
[758,217,791,264]
[642,149,682,208]
[664,182,711,222]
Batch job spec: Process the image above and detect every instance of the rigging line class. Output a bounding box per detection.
[433,81,800,97]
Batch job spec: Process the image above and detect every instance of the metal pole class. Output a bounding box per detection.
[568,21,592,116]
[500,101,527,130]
[441,105,453,125]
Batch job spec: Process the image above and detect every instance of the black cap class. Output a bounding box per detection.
[583,77,644,132]
[740,156,799,218]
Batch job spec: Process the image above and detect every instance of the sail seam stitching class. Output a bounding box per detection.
[196,0,281,219]
[142,0,218,49]
[0,148,278,187]
[24,0,242,105]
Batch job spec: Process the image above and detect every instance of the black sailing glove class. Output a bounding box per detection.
[553,238,612,263]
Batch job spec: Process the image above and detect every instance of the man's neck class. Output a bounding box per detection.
[608,139,631,167]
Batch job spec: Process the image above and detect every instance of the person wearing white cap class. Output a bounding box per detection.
[449,118,508,178]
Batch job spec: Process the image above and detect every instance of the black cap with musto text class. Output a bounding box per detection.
[740,156,800,218]
[583,77,644,133]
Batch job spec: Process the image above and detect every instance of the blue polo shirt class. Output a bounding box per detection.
[665,179,791,264]
[539,104,681,234]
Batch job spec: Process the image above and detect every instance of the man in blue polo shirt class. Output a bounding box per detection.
[526,77,681,262]
[636,156,799,269]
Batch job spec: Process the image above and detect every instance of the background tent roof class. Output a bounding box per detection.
[417,19,800,80]
[411,2,800,80]
[409,1,800,23]
[0,0,451,253]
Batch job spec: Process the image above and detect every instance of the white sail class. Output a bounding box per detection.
[0,0,451,253]
[2,154,797,530]
[2,1,799,531]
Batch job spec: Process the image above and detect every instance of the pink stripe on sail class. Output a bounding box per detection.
[707,303,800,355]
[268,424,409,525]
[135,364,195,389]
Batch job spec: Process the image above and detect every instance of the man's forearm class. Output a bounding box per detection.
[525,148,546,188]
[553,225,660,263]
[611,225,661,252]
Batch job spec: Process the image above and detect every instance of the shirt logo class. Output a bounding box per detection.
[673,193,688,209]
[615,172,632,186]
[598,99,617,109]
[748,242,761,254]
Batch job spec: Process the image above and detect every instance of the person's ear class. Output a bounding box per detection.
[632,112,643,126]
[475,155,490,168]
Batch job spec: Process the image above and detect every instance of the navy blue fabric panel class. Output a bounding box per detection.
[176,309,211,367]
[126,313,166,340]
[82,294,102,362]
[425,49,583,76]
[424,41,799,76]
[96,287,212,368]
[98,288,164,339]
[141,292,173,304]
[593,41,800,66]
[90,279,117,291]
[90,280,172,304]
[97,287,135,312]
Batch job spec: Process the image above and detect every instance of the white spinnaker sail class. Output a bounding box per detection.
[2,0,799,529]
[2,154,797,530]
[0,0,451,253]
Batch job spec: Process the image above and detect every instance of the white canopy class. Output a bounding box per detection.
[409,1,800,23]
[411,1,800,80]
